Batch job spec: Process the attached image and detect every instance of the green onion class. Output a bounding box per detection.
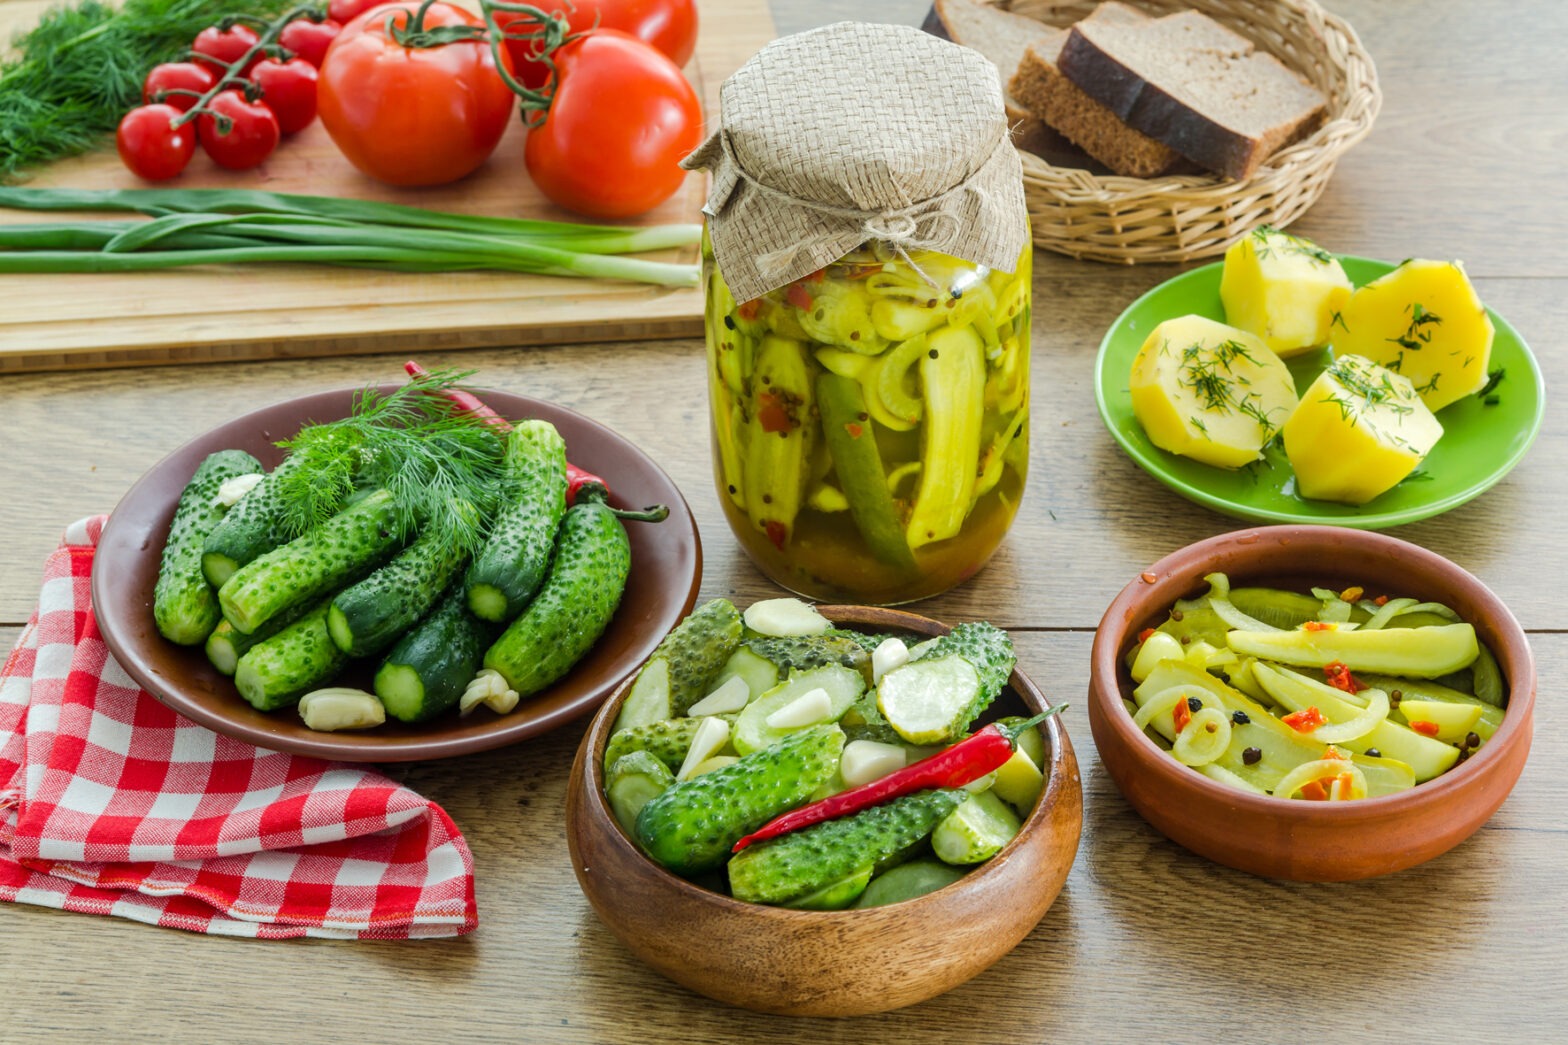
[0,187,702,285]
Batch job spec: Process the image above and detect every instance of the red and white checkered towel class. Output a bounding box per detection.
[0,517,478,939]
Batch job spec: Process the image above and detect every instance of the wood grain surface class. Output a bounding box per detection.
[2,0,1566,1040]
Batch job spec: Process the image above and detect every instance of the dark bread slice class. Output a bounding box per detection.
[1007,5,1185,178]
[931,0,1080,159]
[1057,10,1327,180]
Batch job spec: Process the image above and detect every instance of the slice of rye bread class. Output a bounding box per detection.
[1057,9,1327,180]
[932,0,1078,158]
[1007,4,1186,178]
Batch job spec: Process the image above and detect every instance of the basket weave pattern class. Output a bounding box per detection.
[1011,0,1380,264]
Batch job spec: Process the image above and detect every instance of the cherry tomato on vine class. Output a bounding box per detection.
[191,23,261,73]
[277,17,342,67]
[142,62,217,112]
[197,91,281,170]
[317,2,515,187]
[524,29,702,218]
[493,0,697,90]
[327,0,387,24]
[250,58,319,134]
[116,104,196,181]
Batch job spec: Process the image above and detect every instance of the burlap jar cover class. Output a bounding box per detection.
[682,21,1030,304]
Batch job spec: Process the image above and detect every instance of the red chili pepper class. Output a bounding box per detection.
[1172,699,1192,734]
[1299,778,1330,801]
[785,282,814,310]
[1138,628,1157,643]
[1373,595,1389,607]
[404,360,612,508]
[736,298,763,321]
[844,421,864,439]
[1282,706,1326,733]
[1323,661,1364,695]
[1303,621,1334,632]
[730,706,1066,853]
[763,519,788,551]
[1410,720,1441,737]
[756,391,794,434]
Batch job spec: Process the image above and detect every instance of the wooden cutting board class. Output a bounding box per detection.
[0,0,774,372]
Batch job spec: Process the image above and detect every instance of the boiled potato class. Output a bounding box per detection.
[1221,226,1353,357]
[1282,354,1443,504]
[1130,315,1297,469]
[1332,259,1494,412]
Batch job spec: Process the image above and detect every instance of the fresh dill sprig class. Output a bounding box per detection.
[1,0,290,181]
[275,375,514,556]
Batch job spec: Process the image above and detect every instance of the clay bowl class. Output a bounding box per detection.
[1090,525,1534,881]
[566,605,1082,1016]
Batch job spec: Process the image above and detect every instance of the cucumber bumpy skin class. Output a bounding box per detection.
[374,584,496,724]
[201,453,317,589]
[218,489,404,635]
[727,787,968,906]
[625,598,744,721]
[481,493,632,700]
[328,523,469,657]
[233,602,350,712]
[465,420,568,623]
[153,449,263,645]
[633,723,845,876]
[746,634,872,683]
[603,714,737,777]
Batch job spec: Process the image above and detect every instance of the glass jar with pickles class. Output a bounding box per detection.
[703,236,1030,603]
[684,21,1034,603]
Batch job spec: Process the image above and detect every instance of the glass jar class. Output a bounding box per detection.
[703,233,1030,604]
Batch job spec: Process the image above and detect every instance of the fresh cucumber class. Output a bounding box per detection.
[464,420,568,623]
[153,449,263,645]
[233,602,350,712]
[328,523,468,657]
[727,787,968,906]
[605,751,676,835]
[615,599,745,730]
[481,490,631,700]
[218,489,404,635]
[201,454,319,588]
[603,715,736,776]
[634,723,845,876]
[204,597,316,676]
[374,585,495,724]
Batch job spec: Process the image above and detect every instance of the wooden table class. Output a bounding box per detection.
[3,0,1565,1040]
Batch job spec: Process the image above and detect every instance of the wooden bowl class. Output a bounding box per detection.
[1089,526,1535,881]
[565,605,1083,1016]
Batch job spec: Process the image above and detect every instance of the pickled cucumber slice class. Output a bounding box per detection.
[877,654,981,745]
[932,789,1021,865]
[606,751,675,834]
[906,324,985,549]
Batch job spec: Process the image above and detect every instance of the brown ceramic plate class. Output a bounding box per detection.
[93,385,702,762]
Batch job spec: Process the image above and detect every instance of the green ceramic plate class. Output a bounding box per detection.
[1095,256,1545,529]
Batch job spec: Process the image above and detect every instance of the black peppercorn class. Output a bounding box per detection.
[1466,731,1481,750]
[1365,747,1382,758]
[1242,747,1262,765]
[1231,710,1250,725]
[1186,696,1203,712]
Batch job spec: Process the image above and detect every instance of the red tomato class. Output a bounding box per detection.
[116,104,196,181]
[328,0,387,24]
[494,0,697,90]
[142,62,216,112]
[277,18,342,67]
[524,30,702,218]
[250,58,319,134]
[316,3,515,187]
[197,91,281,170]
[191,23,261,73]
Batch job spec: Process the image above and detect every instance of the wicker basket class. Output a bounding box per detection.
[1005,0,1380,264]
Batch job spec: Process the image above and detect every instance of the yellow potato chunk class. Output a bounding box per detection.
[1282,354,1443,504]
[1332,259,1495,412]
[1129,315,1298,469]
[1221,226,1353,357]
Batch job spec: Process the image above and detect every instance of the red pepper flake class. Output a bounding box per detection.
[802,268,825,284]
[1329,772,1356,801]
[1140,572,1158,583]
[844,421,864,439]
[757,392,793,434]
[1299,779,1329,801]
[1410,720,1441,737]
[1373,595,1389,606]
[1323,661,1365,695]
[1138,628,1157,643]
[1282,706,1326,733]
[785,282,814,310]
[1303,621,1334,632]
[1340,586,1365,602]
[764,520,788,551]
[736,299,763,321]
[1173,699,1192,734]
